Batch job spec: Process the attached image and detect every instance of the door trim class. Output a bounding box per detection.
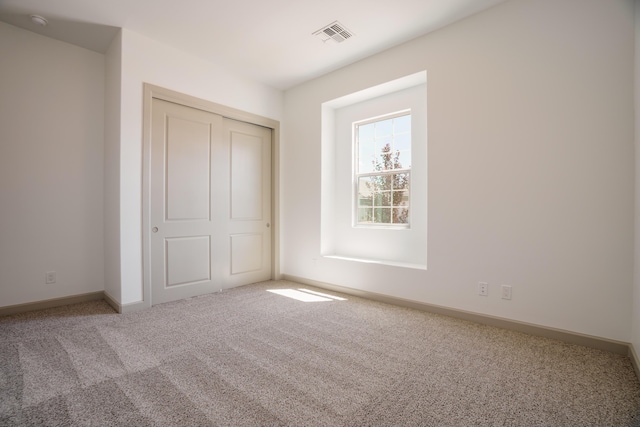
[142,84,281,307]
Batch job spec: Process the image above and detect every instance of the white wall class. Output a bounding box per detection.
[283,0,635,341]
[0,22,105,306]
[116,29,284,305]
[632,0,640,354]
[104,30,122,302]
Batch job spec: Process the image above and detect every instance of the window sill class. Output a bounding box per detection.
[323,255,427,271]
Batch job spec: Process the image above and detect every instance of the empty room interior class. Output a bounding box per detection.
[2,0,640,424]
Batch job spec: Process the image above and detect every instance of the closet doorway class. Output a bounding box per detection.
[143,85,279,305]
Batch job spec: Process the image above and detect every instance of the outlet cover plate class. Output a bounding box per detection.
[46,271,56,284]
[478,282,488,296]
[501,285,512,300]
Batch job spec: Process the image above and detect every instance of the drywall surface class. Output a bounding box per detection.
[282,0,635,341]
[118,29,284,305]
[632,0,640,354]
[0,22,105,306]
[104,30,122,303]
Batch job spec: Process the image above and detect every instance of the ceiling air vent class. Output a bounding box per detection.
[313,21,354,44]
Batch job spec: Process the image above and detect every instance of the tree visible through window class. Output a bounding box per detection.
[355,111,411,226]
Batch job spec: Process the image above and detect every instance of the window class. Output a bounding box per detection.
[354,111,411,226]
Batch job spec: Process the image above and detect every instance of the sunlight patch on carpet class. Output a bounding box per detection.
[298,289,347,301]
[267,289,345,302]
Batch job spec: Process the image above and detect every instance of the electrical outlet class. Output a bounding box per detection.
[501,285,512,300]
[45,271,56,284]
[478,282,488,296]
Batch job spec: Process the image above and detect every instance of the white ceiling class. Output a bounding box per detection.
[0,0,507,90]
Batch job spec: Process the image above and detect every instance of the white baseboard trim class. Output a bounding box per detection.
[0,291,105,317]
[629,343,640,380]
[102,291,122,313]
[282,274,630,356]
[1,291,151,317]
[103,292,150,314]
[120,300,151,314]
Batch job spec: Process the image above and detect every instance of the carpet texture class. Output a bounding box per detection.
[1,280,639,426]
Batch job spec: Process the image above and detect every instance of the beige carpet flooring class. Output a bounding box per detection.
[1,280,639,426]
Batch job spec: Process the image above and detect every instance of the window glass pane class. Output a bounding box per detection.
[377,142,410,171]
[374,119,393,138]
[393,173,410,191]
[358,177,373,205]
[365,175,378,192]
[394,133,411,152]
[394,115,411,135]
[392,190,409,207]
[396,150,411,169]
[359,195,372,207]
[392,208,409,224]
[358,208,373,223]
[375,119,393,138]
[359,156,375,174]
[358,123,374,141]
[381,191,392,206]
[375,138,393,170]
[376,175,392,191]
[358,141,375,173]
[374,208,391,223]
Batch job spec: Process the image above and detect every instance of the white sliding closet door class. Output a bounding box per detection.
[150,98,271,305]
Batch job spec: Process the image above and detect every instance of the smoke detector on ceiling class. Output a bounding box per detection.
[30,15,48,27]
[313,21,354,44]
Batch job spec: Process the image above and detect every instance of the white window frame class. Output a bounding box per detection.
[353,110,411,228]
